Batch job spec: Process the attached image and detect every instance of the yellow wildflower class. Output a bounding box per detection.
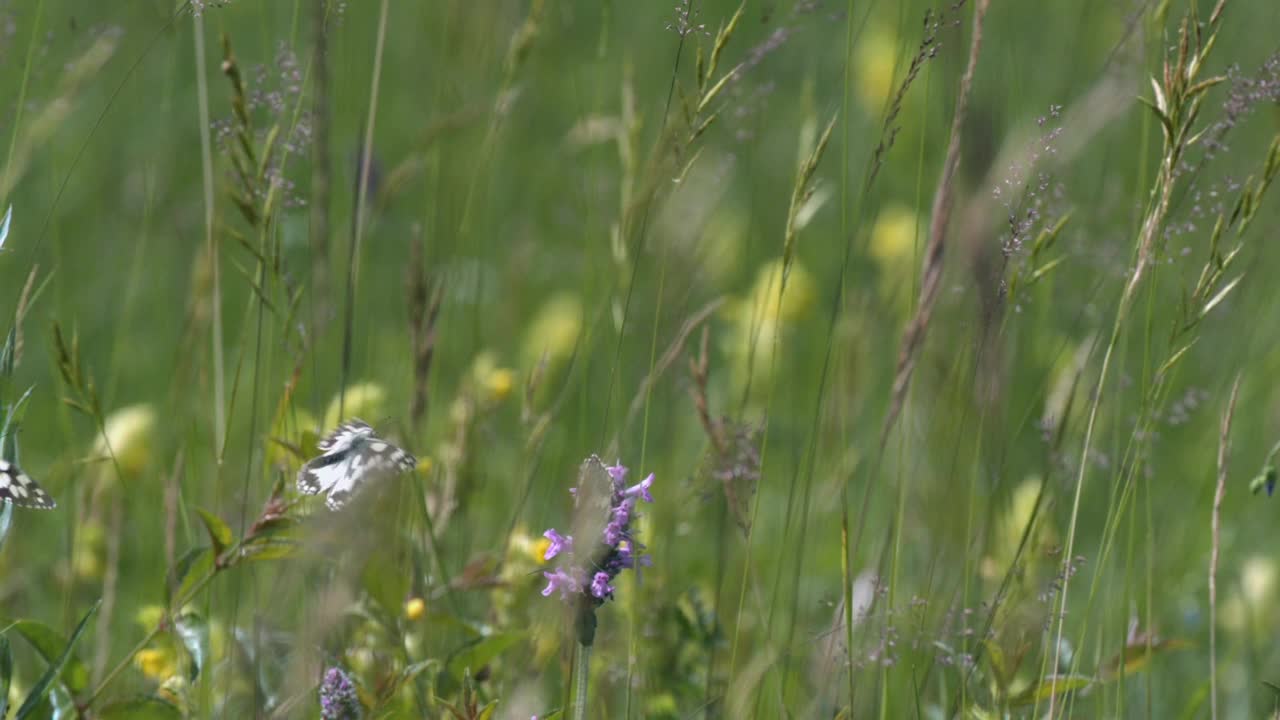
[324,382,387,431]
[740,258,816,326]
[855,28,900,113]
[404,597,427,621]
[521,293,583,369]
[95,404,156,477]
[134,648,178,681]
[869,204,921,273]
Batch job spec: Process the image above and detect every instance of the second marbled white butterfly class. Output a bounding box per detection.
[297,418,416,510]
[0,458,56,509]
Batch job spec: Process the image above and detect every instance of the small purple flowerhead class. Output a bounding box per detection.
[319,666,362,720]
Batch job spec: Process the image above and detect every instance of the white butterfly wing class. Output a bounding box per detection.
[299,419,416,511]
[0,459,55,509]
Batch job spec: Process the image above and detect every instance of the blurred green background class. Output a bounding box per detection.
[0,0,1279,717]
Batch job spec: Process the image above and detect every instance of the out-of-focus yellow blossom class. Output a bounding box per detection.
[1041,335,1093,434]
[73,519,105,580]
[531,536,552,565]
[415,457,433,476]
[855,28,900,113]
[324,382,387,431]
[646,694,680,717]
[739,259,816,326]
[1243,556,1276,607]
[982,477,1054,580]
[470,352,516,404]
[135,647,179,681]
[869,204,921,273]
[404,597,427,621]
[700,211,746,285]
[1221,555,1278,637]
[504,527,549,569]
[521,293,583,369]
[136,604,166,629]
[95,404,156,477]
[486,368,515,402]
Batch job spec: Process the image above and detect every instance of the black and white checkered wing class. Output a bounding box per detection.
[297,419,375,495]
[0,459,55,509]
[297,419,415,510]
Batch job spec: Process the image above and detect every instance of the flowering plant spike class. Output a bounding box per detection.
[541,455,654,646]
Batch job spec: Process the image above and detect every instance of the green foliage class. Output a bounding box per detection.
[0,0,1277,717]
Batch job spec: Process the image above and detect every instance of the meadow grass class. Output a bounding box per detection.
[0,0,1279,717]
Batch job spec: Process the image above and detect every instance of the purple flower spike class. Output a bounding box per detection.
[624,473,655,503]
[543,529,572,560]
[590,571,614,598]
[540,455,655,631]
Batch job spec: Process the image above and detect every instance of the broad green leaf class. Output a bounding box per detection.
[173,613,210,680]
[97,697,183,719]
[445,632,523,679]
[10,620,92,695]
[15,599,99,719]
[239,537,298,563]
[0,633,12,718]
[362,552,408,620]
[196,508,233,556]
[477,700,498,720]
[170,547,214,608]
[1008,674,1093,706]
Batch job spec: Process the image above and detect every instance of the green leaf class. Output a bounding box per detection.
[445,632,523,680]
[196,508,233,556]
[1008,674,1093,706]
[14,599,100,719]
[10,620,93,695]
[239,537,298,563]
[0,633,12,718]
[170,547,214,608]
[97,697,183,719]
[362,552,409,620]
[173,612,210,680]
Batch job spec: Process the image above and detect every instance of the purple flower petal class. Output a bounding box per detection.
[590,571,614,598]
[543,529,573,560]
[624,473,655,503]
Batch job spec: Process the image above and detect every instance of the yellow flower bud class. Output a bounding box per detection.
[485,368,515,403]
[404,597,426,621]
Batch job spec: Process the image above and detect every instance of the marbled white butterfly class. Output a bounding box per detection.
[297,418,416,510]
[0,458,55,509]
